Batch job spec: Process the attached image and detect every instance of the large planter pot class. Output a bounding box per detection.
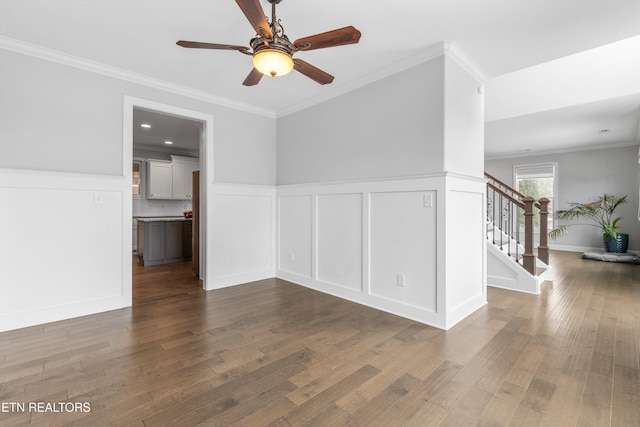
[604,233,629,253]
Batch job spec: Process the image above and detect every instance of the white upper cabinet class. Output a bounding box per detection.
[171,156,199,200]
[146,160,173,199]
[171,157,190,200]
[147,156,199,200]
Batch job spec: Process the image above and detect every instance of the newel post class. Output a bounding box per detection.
[522,196,536,275]
[537,198,550,265]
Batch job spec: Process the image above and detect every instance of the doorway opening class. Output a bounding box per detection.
[124,96,214,304]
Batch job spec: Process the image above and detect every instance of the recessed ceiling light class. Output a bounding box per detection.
[140,123,151,128]
[599,128,610,133]
[164,141,173,145]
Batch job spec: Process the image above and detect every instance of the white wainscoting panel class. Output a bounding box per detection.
[277,174,486,330]
[0,169,131,332]
[370,190,437,312]
[278,195,313,279]
[317,193,363,291]
[209,184,276,289]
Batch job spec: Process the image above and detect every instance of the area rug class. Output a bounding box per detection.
[582,252,640,264]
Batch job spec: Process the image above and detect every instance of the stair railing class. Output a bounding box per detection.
[485,172,549,275]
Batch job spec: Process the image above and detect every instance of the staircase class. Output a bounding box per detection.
[485,172,552,294]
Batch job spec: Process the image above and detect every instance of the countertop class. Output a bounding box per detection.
[135,216,192,222]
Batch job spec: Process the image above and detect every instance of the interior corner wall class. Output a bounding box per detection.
[276,57,445,185]
[0,48,277,331]
[485,144,640,252]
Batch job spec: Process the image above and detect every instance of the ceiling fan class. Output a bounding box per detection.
[176,0,361,86]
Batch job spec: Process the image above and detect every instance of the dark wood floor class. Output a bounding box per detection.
[0,251,638,426]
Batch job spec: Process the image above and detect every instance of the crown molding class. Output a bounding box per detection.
[0,36,276,118]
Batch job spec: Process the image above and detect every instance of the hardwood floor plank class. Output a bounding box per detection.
[226,396,296,427]
[285,323,400,405]
[345,373,421,425]
[104,380,214,426]
[576,371,613,426]
[611,265,640,427]
[403,400,449,427]
[299,403,351,427]
[390,359,463,419]
[143,348,313,425]
[477,380,526,426]
[428,352,495,411]
[503,333,552,389]
[611,366,640,427]
[540,376,584,427]
[202,378,297,426]
[336,338,436,414]
[282,364,380,426]
[518,377,556,413]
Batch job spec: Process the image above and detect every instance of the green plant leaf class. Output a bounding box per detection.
[550,194,627,241]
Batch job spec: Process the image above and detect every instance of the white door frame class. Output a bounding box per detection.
[123,96,214,291]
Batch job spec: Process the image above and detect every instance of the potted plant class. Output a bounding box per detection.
[548,194,628,253]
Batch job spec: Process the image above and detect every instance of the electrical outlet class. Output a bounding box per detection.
[423,194,432,207]
[396,273,405,287]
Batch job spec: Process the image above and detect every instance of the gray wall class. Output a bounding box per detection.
[486,145,640,252]
[276,58,446,185]
[0,49,276,185]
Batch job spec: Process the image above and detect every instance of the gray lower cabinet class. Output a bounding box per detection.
[165,222,183,260]
[137,220,191,266]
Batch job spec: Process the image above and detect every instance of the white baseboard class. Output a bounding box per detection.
[0,296,130,332]
[210,269,275,290]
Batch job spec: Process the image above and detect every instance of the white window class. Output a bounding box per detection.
[513,162,557,233]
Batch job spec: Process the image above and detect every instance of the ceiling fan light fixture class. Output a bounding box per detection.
[253,49,294,78]
[176,0,361,85]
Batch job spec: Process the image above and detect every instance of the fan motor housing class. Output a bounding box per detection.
[250,36,293,57]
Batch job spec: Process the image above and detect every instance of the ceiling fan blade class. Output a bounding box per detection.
[235,0,273,39]
[294,26,361,51]
[176,40,250,53]
[242,68,263,86]
[293,59,334,85]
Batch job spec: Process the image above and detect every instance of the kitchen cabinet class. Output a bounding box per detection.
[171,156,199,200]
[165,221,184,260]
[136,218,192,266]
[146,157,198,200]
[146,160,172,199]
